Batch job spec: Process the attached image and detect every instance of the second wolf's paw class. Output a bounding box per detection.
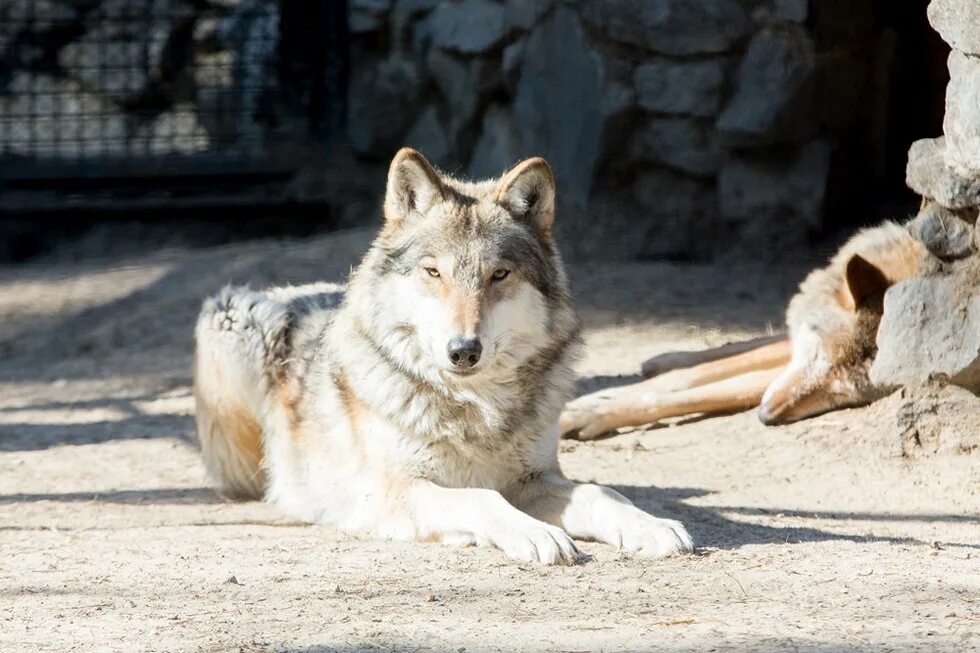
[560,394,623,440]
[608,511,694,558]
[487,518,581,565]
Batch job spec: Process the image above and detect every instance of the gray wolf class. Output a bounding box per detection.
[561,220,932,438]
[194,148,693,563]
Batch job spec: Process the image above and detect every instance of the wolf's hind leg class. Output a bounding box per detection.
[562,367,783,439]
[640,334,786,378]
[512,472,693,558]
[194,287,290,499]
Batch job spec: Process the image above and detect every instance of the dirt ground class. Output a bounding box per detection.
[1,228,977,653]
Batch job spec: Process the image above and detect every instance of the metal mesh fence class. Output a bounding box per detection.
[0,0,280,164]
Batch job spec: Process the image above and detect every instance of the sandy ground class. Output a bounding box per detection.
[0,228,977,653]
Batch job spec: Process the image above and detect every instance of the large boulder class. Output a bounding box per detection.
[943,51,980,176]
[928,0,980,55]
[718,140,830,228]
[716,26,815,147]
[907,202,977,261]
[581,0,750,56]
[468,104,525,179]
[906,137,980,210]
[512,7,602,205]
[427,48,501,142]
[427,0,514,54]
[871,269,980,394]
[630,118,719,176]
[633,58,727,118]
[891,383,980,457]
[347,56,422,156]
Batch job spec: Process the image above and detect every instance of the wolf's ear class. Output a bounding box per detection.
[845,254,891,309]
[495,157,556,234]
[384,148,444,223]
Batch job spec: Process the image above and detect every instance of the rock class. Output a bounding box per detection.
[747,0,807,23]
[468,104,526,180]
[350,9,383,33]
[630,118,719,176]
[907,202,976,261]
[718,140,831,228]
[427,48,501,137]
[427,0,513,54]
[513,7,602,206]
[906,137,980,210]
[501,37,527,93]
[928,0,980,55]
[632,169,717,259]
[1,0,77,35]
[403,105,452,168]
[348,57,422,156]
[393,0,440,16]
[581,0,750,56]
[633,59,727,118]
[716,26,816,147]
[352,0,392,12]
[893,383,980,457]
[871,270,980,393]
[506,0,552,30]
[943,51,980,176]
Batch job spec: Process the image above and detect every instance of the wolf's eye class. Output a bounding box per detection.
[424,267,440,278]
[491,268,510,281]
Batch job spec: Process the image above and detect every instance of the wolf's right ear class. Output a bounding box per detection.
[495,157,556,234]
[845,254,890,309]
[384,148,444,224]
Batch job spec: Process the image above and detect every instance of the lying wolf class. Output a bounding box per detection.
[194,149,693,564]
[561,220,935,439]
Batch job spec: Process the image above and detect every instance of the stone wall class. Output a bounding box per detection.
[349,0,892,259]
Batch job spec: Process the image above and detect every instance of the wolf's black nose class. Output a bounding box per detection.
[447,337,482,368]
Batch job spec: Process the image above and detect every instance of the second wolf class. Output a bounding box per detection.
[194,149,693,564]
[561,219,935,438]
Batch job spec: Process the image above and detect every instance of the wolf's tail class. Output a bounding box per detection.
[193,286,288,499]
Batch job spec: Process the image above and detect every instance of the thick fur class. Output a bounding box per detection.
[760,221,930,423]
[194,149,693,563]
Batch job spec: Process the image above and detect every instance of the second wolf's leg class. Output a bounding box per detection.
[640,334,786,378]
[399,482,581,565]
[512,472,693,558]
[563,367,784,439]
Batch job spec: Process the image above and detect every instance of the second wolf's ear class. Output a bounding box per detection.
[384,148,444,224]
[845,254,891,309]
[495,157,556,234]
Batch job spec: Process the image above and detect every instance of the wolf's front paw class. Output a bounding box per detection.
[608,511,694,558]
[487,518,581,565]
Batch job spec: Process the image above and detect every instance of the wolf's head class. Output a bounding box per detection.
[350,148,577,385]
[758,254,891,425]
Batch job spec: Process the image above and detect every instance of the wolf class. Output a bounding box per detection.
[560,219,934,439]
[194,148,693,564]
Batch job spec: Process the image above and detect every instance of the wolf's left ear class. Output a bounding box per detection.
[845,254,891,309]
[495,157,556,234]
[384,148,444,224]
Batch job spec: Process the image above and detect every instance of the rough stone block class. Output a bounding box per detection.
[871,270,980,393]
[943,50,980,176]
[631,169,717,259]
[427,48,501,137]
[928,0,980,55]
[633,58,727,118]
[906,137,980,210]
[748,0,807,23]
[468,104,526,180]
[581,0,750,56]
[347,57,422,155]
[716,26,816,147]
[717,140,831,227]
[892,383,980,457]
[630,118,719,176]
[404,105,452,168]
[513,6,601,205]
[427,0,513,54]
[907,202,976,261]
